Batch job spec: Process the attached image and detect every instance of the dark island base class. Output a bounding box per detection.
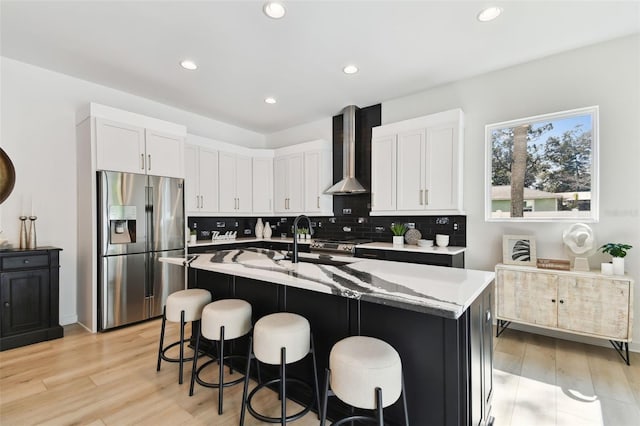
[189,268,494,426]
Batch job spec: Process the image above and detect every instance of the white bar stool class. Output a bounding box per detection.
[240,312,321,425]
[156,289,211,384]
[320,336,409,426]
[189,299,252,414]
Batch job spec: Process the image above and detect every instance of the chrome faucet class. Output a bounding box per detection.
[291,215,312,263]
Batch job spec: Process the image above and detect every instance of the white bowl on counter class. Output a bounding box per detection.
[417,239,433,247]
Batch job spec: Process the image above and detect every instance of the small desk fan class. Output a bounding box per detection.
[562,223,595,271]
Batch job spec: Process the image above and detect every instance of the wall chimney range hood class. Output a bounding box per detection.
[324,105,368,195]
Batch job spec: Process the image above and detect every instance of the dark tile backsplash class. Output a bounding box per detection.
[188,214,466,247]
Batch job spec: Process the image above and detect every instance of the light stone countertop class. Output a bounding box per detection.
[188,237,309,248]
[161,248,493,319]
[356,241,466,255]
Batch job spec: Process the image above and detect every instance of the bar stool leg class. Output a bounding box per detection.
[375,387,383,426]
[310,334,321,418]
[218,326,225,415]
[156,306,167,372]
[401,374,409,426]
[280,346,287,426]
[189,321,202,396]
[320,368,330,426]
[240,337,253,426]
[179,310,186,384]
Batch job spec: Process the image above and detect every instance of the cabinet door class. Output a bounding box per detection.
[274,156,288,213]
[496,269,557,327]
[287,153,304,212]
[218,151,237,212]
[253,157,273,214]
[557,276,630,339]
[199,148,219,213]
[371,135,397,212]
[304,151,322,213]
[95,118,145,173]
[396,130,425,211]
[424,124,457,210]
[1,269,50,336]
[235,155,253,213]
[145,130,184,178]
[184,145,199,212]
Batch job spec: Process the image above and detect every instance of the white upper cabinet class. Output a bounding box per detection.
[145,130,184,178]
[371,109,464,215]
[252,157,274,214]
[184,144,219,214]
[274,153,304,214]
[304,150,332,214]
[92,105,185,178]
[370,135,397,212]
[219,151,252,213]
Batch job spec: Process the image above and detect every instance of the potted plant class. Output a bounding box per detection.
[599,243,632,275]
[189,229,197,244]
[390,223,408,246]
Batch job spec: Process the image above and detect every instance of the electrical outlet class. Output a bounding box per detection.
[216,222,225,228]
[234,221,239,227]
[343,208,352,215]
[244,229,251,235]
[454,223,459,231]
[407,223,415,229]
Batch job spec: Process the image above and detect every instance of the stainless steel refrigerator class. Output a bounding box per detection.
[97,171,185,331]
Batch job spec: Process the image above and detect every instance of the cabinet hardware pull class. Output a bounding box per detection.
[237,198,240,210]
[425,189,429,205]
[419,189,423,205]
[4,302,9,307]
[551,299,556,303]
[141,153,145,170]
[559,300,564,304]
[317,196,320,209]
[200,195,204,209]
[485,310,491,322]
[148,154,151,170]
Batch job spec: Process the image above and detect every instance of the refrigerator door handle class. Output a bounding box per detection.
[99,172,110,255]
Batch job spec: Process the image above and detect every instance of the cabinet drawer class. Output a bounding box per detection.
[2,255,49,270]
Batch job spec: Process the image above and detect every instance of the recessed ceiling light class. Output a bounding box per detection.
[263,1,286,19]
[265,97,277,104]
[477,6,502,22]
[180,60,198,70]
[343,65,359,75]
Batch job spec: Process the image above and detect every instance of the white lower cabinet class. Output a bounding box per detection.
[495,264,633,344]
[185,145,218,214]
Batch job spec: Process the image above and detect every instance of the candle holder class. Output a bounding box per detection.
[27,216,37,249]
[19,216,28,249]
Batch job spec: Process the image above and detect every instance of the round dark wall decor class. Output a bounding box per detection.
[0,148,16,204]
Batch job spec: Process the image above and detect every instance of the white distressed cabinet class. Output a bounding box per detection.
[96,117,184,178]
[370,109,464,215]
[495,263,633,363]
[219,152,252,213]
[184,144,219,214]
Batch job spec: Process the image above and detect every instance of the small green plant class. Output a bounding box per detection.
[190,229,197,236]
[390,223,408,236]
[599,243,632,258]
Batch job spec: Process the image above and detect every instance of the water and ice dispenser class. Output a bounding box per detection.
[109,205,137,244]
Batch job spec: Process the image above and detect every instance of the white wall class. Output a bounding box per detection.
[268,35,640,350]
[265,116,332,148]
[0,57,265,325]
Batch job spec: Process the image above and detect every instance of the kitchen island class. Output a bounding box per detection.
[163,247,495,425]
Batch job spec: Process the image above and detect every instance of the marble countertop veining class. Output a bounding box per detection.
[162,248,493,319]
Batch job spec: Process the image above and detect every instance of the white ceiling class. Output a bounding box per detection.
[1,1,639,134]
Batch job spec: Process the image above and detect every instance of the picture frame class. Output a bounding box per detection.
[502,235,537,266]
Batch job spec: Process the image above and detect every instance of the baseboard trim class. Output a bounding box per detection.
[60,314,78,326]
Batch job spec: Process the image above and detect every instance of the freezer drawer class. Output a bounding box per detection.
[148,249,185,318]
[100,253,146,330]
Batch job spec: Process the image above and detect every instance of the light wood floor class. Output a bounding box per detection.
[1,320,639,425]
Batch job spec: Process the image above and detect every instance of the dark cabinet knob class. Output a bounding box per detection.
[551,299,556,303]
[24,259,30,264]
[4,302,9,307]
[559,300,564,304]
